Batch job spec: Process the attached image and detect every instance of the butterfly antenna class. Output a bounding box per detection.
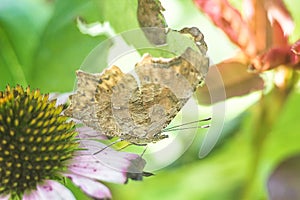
[162,125,210,132]
[93,139,123,155]
[141,145,148,157]
[163,117,211,132]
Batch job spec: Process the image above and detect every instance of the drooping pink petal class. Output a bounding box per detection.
[243,0,270,53]
[265,0,294,36]
[290,39,300,69]
[242,0,255,20]
[0,194,9,200]
[69,140,146,184]
[193,0,256,56]
[242,0,292,50]
[250,46,292,71]
[271,20,289,47]
[23,190,42,200]
[291,39,300,56]
[35,180,75,200]
[68,157,127,184]
[23,181,76,200]
[65,173,112,199]
[76,126,108,140]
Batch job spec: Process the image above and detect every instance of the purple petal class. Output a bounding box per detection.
[65,173,112,199]
[23,190,42,200]
[0,194,9,200]
[33,180,75,200]
[69,140,146,183]
[76,126,108,140]
[268,154,300,199]
[68,155,132,184]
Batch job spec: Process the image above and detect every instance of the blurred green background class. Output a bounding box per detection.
[1,0,300,199]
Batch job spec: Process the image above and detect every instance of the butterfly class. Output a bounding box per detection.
[64,47,209,146]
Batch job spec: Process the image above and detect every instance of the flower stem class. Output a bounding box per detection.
[242,68,298,199]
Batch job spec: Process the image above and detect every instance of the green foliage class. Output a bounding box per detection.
[0,0,107,92]
[97,0,139,32]
[1,0,300,199]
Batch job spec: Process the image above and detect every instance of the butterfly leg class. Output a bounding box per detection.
[93,138,123,155]
[141,145,148,157]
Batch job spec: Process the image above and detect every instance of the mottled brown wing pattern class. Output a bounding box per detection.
[137,0,167,45]
[64,70,103,130]
[65,48,208,145]
[93,66,129,138]
[131,48,208,142]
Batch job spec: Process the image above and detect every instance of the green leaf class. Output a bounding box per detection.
[108,129,249,200]
[241,90,300,199]
[96,0,139,33]
[0,0,51,89]
[0,0,108,92]
[31,0,107,92]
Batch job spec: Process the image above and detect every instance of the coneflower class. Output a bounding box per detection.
[0,85,145,200]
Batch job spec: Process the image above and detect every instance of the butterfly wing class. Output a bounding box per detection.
[131,47,208,142]
[64,70,104,131]
[65,48,208,144]
[65,67,134,138]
